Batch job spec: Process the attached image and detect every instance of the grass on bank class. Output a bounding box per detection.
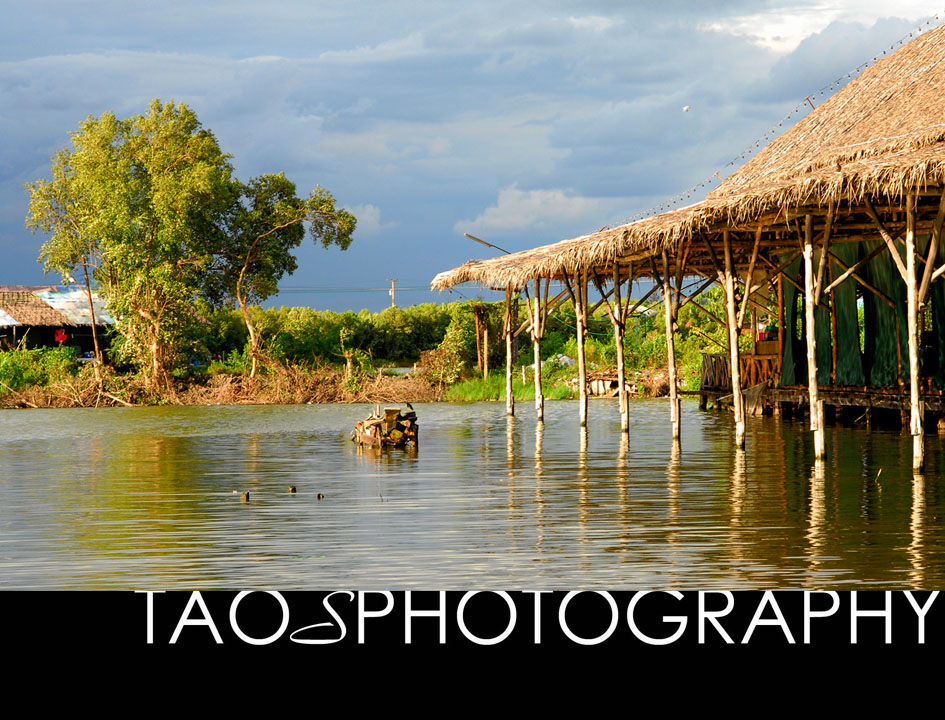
[443,372,576,402]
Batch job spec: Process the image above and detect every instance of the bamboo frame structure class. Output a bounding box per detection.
[430,22,945,470]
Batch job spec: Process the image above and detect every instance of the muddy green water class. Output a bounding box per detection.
[0,399,943,589]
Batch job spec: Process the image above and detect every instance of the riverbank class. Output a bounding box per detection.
[0,362,686,409]
[0,365,440,409]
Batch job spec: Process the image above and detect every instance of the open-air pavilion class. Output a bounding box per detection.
[432,19,945,472]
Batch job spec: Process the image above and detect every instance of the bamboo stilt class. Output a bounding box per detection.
[599,263,630,433]
[662,250,681,441]
[534,334,543,422]
[505,288,514,417]
[575,270,588,427]
[722,231,745,447]
[905,194,924,471]
[803,215,825,459]
[533,279,544,422]
[483,326,489,380]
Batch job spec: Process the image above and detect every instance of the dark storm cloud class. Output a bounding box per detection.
[1,2,941,309]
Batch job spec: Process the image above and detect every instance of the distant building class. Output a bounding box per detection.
[0,285,114,356]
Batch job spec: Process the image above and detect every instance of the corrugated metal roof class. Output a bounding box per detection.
[0,308,19,326]
[34,288,114,325]
[0,285,113,327]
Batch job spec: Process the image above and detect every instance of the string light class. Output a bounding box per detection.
[608,11,945,229]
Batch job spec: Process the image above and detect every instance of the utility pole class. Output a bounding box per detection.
[388,278,397,307]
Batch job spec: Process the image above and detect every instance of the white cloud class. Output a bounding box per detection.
[701,0,943,53]
[568,16,616,32]
[456,184,617,235]
[317,33,426,64]
[349,204,396,236]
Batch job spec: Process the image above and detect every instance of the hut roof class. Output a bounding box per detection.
[433,21,945,291]
[0,285,113,327]
[431,202,706,290]
[703,20,945,222]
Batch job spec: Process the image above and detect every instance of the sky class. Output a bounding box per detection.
[2,1,944,312]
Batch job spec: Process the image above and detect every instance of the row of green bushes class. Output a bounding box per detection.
[0,345,80,393]
[2,287,758,397]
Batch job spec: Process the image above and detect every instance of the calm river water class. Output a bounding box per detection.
[1,399,943,589]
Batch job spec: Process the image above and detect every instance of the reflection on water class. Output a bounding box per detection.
[0,400,943,589]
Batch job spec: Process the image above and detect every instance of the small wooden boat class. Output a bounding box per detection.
[352,404,419,448]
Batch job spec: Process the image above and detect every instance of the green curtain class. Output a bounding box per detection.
[863,238,907,387]
[831,242,865,385]
[919,233,945,390]
[780,256,801,385]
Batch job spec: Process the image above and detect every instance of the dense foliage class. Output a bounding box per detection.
[27,100,355,390]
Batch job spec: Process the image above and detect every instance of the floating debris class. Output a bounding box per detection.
[351,404,419,448]
[288,485,297,494]
[240,491,250,503]
[316,493,325,500]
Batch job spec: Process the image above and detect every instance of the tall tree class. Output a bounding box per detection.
[205,174,356,377]
[27,100,234,391]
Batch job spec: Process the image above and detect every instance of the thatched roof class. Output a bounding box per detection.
[704,20,945,222]
[431,202,707,291]
[432,20,945,291]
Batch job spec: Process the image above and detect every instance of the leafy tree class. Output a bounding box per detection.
[27,101,235,390]
[205,174,356,376]
[28,99,357,389]
[27,113,128,382]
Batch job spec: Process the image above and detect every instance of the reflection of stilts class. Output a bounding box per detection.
[729,447,746,528]
[805,459,827,583]
[577,427,590,551]
[533,420,544,552]
[907,473,926,589]
[617,433,630,520]
[667,438,681,528]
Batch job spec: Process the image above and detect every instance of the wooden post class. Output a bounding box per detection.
[594,262,631,433]
[662,250,681,440]
[575,269,589,427]
[777,273,784,384]
[615,264,629,434]
[473,308,482,373]
[722,231,745,447]
[906,193,924,471]
[533,278,544,422]
[483,325,489,380]
[829,259,838,384]
[803,214,825,459]
[505,288,514,417]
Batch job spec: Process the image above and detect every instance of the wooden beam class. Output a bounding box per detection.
[918,188,945,306]
[812,204,833,306]
[822,242,886,297]
[736,227,762,329]
[826,251,896,309]
[864,195,908,281]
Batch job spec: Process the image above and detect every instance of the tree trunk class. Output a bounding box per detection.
[238,296,260,378]
[82,264,102,385]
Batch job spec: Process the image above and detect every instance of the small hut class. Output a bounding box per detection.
[0,285,113,355]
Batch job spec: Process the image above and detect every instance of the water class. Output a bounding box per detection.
[0,399,942,589]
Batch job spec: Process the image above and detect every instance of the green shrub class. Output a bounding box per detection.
[0,345,79,393]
